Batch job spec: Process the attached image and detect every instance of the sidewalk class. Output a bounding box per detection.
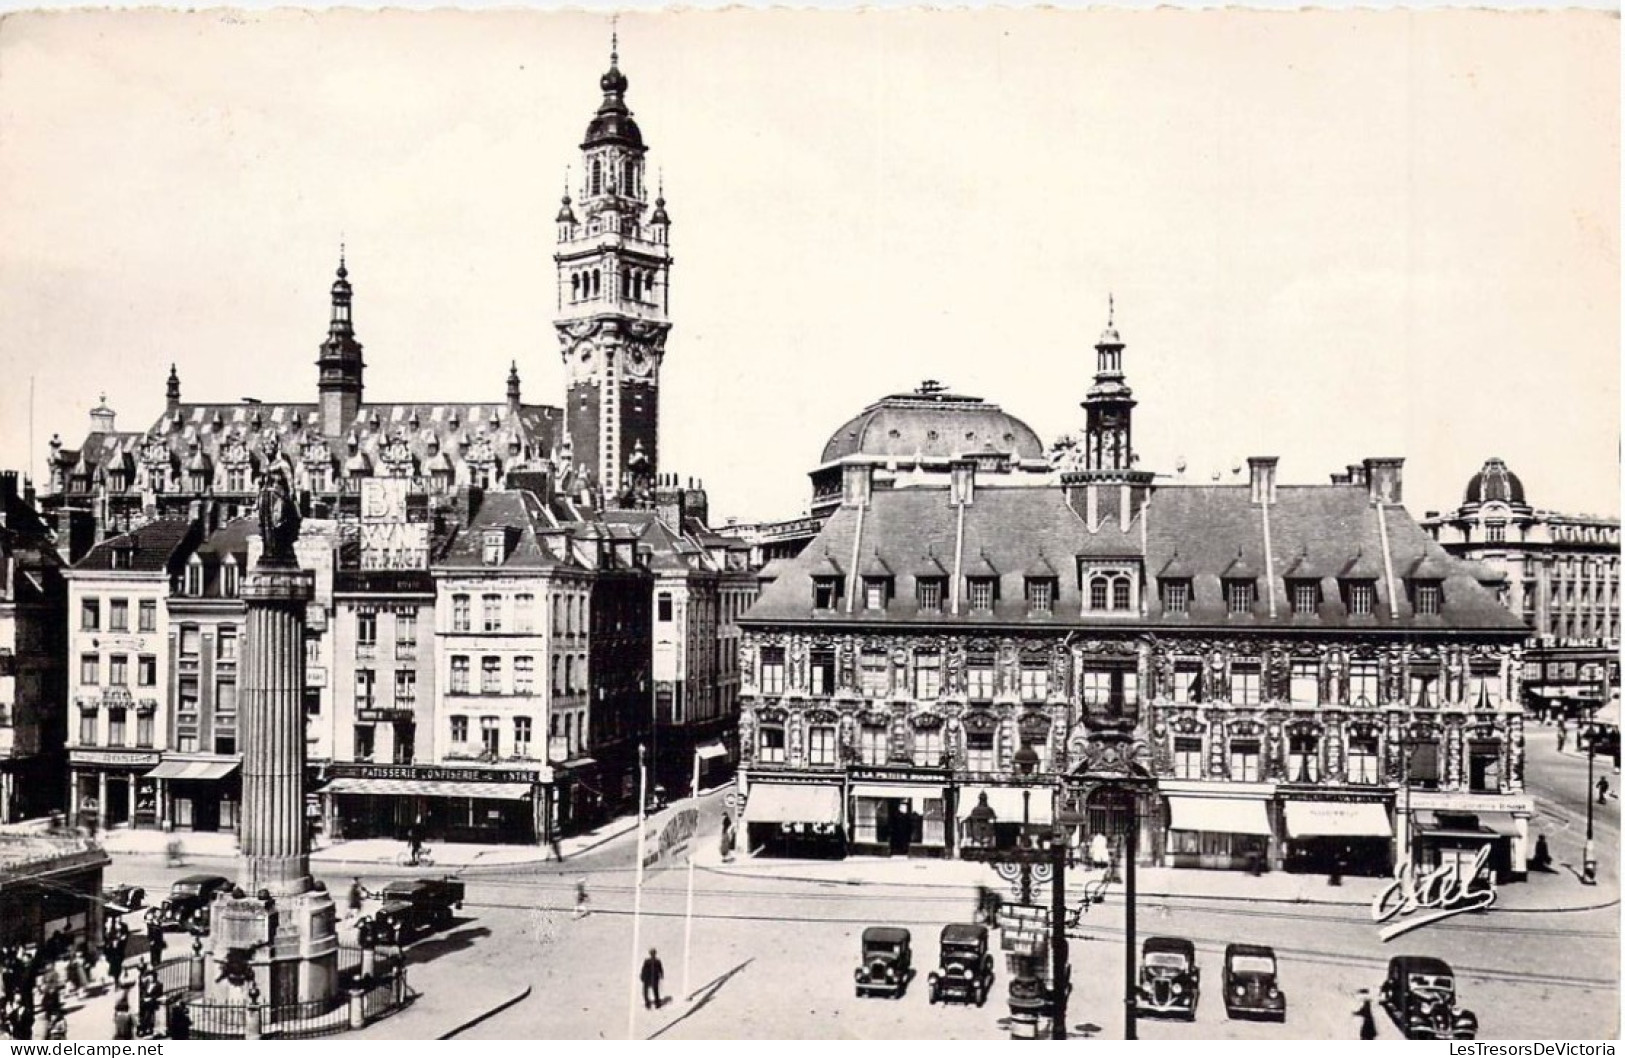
[693,842,1618,914]
[93,812,642,870]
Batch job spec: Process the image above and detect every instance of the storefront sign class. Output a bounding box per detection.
[642,807,700,874]
[1407,792,1531,815]
[849,766,949,784]
[357,708,415,723]
[1371,845,1496,941]
[747,770,845,785]
[329,762,540,784]
[998,903,1049,955]
[70,750,161,767]
[306,667,328,689]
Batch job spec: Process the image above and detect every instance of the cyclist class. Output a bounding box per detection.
[406,823,424,866]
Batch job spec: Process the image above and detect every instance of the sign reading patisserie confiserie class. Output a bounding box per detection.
[330,762,541,784]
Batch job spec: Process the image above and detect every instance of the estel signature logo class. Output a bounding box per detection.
[1371,844,1497,941]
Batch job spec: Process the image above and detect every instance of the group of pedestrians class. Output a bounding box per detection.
[0,926,115,1040]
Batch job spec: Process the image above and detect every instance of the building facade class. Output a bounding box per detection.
[1423,459,1620,714]
[737,319,1533,880]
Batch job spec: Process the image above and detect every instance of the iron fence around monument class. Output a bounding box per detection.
[172,945,409,1039]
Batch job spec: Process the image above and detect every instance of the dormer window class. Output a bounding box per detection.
[110,542,135,572]
[1289,580,1320,616]
[1413,581,1442,616]
[1224,579,1255,615]
[482,529,508,567]
[1342,580,1376,617]
[1486,522,1506,543]
[862,577,891,612]
[1024,577,1055,614]
[813,577,844,612]
[1082,565,1136,613]
[967,578,997,612]
[222,558,239,598]
[1160,579,1190,615]
[184,557,204,597]
[916,578,944,613]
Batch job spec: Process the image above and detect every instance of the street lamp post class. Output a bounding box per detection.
[1583,678,1600,885]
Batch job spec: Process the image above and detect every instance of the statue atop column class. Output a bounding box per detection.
[256,468,302,569]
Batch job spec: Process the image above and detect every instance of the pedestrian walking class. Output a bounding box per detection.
[137,971,160,1036]
[640,948,665,1009]
[1598,776,1611,804]
[347,878,365,922]
[112,997,134,1040]
[1354,989,1377,1040]
[167,1001,190,1040]
[1532,834,1554,871]
[14,1000,32,1041]
[573,878,590,919]
[146,921,166,968]
[1558,719,1569,753]
[105,929,127,985]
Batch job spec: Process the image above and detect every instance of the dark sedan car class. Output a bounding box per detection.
[1379,956,1479,1039]
[854,927,913,998]
[161,874,232,931]
[1223,943,1286,1021]
[1138,936,1199,1020]
[927,924,994,1007]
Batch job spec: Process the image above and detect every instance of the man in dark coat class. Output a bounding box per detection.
[640,948,664,1009]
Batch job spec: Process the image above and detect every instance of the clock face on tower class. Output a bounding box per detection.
[626,348,653,379]
[570,342,597,382]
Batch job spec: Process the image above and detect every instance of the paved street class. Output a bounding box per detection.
[91,730,1617,1041]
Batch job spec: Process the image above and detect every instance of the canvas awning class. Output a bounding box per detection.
[955,786,1054,826]
[319,777,532,801]
[1166,796,1272,836]
[145,760,240,782]
[695,742,729,762]
[1283,801,1392,839]
[742,784,844,825]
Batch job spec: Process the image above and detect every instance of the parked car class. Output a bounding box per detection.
[162,874,232,931]
[1379,956,1478,1040]
[1138,936,1199,1020]
[1223,943,1286,1021]
[927,924,993,1006]
[854,926,913,998]
[102,883,146,915]
[370,878,465,942]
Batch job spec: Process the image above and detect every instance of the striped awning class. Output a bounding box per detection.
[319,777,533,801]
[695,742,729,762]
[145,760,240,782]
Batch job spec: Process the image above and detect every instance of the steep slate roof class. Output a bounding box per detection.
[74,518,200,575]
[744,479,1526,634]
[434,490,574,571]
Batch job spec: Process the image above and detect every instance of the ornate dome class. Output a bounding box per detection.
[819,383,1046,466]
[582,59,644,151]
[1465,457,1526,506]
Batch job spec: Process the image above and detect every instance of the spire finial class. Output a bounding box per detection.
[1108,292,1114,327]
[611,14,619,65]
[337,239,348,280]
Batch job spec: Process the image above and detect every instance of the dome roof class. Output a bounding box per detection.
[1465,457,1526,506]
[819,385,1045,466]
[582,61,644,151]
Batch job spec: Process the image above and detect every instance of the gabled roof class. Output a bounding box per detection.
[807,551,845,578]
[1023,552,1059,578]
[914,551,949,578]
[74,518,199,574]
[434,490,576,571]
[859,551,893,578]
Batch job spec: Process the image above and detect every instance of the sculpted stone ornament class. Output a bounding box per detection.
[256,469,302,569]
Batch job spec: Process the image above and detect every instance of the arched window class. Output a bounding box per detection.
[1090,576,1109,611]
[621,268,630,299]
[624,159,636,195]
[571,274,581,301]
[590,160,601,196]
[1113,576,1132,611]
[590,270,600,298]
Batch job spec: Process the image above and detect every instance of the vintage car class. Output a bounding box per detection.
[1223,943,1286,1021]
[927,924,994,1006]
[370,878,465,942]
[854,926,913,998]
[1379,956,1479,1040]
[161,874,232,930]
[1138,936,1200,1020]
[102,883,146,915]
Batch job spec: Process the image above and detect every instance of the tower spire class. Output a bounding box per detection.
[1080,296,1136,473]
[166,363,181,411]
[317,249,365,437]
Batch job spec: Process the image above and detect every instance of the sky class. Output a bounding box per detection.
[0,8,1617,524]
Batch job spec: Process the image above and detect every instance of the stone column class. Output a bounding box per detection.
[239,568,316,895]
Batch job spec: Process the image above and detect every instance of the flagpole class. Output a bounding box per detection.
[628,743,647,1040]
[682,747,700,1000]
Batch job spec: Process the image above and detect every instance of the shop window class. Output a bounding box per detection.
[808,726,837,766]
[1173,736,1203,779]
[1289,661,1319,706]
[965,731,995,773]
[860,652,889,698]
[513,717,532,758]
[109,654,128,687]
[81,598,100,631]
[1229,739,1261,782]
[759,647,785,695]
[450,715,469,744]
[107,708,127,747]
[810,649,836,696]
[109,599,128,632]
[1020,665,1049,702]
[914,653,941,699]
[758,725,786,764]
[480,716,500,756]
[913,726,944,767]
[354,725,375,761]
[1287,734,1320,783]
[859,725,888,765]
[1169,829,1202,856]
[139,599,157,632]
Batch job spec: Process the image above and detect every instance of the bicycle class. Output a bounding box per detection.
[395,846,435,868]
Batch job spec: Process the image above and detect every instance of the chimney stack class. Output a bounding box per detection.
[1247,457,1279,506]
[1363,457,1404,505]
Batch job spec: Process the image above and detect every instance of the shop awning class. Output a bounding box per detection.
[145,760,240,782]
[1477,812,1522,837]
[742,784,844,825]
[695,742,729,762]
[955,786,1054,826]
[851,783,942,802]
[319,777,533,801]
[1166,796,1272,836]
[1283,801,1392,839]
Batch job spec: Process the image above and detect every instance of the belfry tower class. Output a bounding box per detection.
[1082,297,1136,473]
[554,35,672,503]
